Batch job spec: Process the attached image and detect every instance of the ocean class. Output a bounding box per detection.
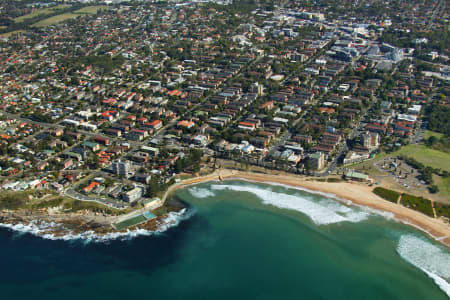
[0,180,448,300]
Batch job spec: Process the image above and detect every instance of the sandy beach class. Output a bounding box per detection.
[167,169,450,247]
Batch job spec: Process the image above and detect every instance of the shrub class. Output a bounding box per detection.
[400,194,434,217]
[327,178,343,183]
[373,187,400,203]
[428,185,439,194]
[0,192,28,210]
[32,197,63,209]
[434,203,450,219]
[63,200,121,215]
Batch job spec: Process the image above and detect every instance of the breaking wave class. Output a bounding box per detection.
[188,187,216,198]
[210,184,371,225]
[397,234,450,297]
[0,209,193,243]
[250,179,342,201]
[358,205,395,220]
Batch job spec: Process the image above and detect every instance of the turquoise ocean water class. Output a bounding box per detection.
[0,180,448,300]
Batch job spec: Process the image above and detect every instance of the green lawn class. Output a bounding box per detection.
[423,130,444,140]
[350,162,386,176]
[63,199,122,215]
[31,6,109,27]
[14,5,70,23]
[434,175,450,199]
[351,142,450,172]
[32,13,81,27]
[0,30,27,38]
[31,197,63,209]
[74,6,109,14]
[392,144,450,173]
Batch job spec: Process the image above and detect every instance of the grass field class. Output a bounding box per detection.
[74,6,109,14]
[349,161,386,176]
[434,175,450,199]
[0,30,26,38]
[63,199,123,215]
[14,5,70,23]
[31,196,63,209]
[392,144,450,173]
[350,139,450,172]
[31,6,109,27]
[32,13,80,27]
[423,130,444,140]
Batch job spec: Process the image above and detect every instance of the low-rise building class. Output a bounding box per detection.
[83,181,99,194]
[82,141,100,152]
[122,187,143,202]
[63,158,73,170]
[344,171,371,182]
[343,151,370,165]
[238,122,256,131]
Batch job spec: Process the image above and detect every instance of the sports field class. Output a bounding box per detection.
[14,5,70,23]
[32,13,80,27]
[31,6,109,27]
[434,175,450,199]
[0,30,26,38]
[393,144,450,172]
[74,6,109,14]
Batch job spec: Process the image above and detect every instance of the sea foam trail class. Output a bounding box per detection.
[0,209,192,243]
[210,184,370,225]
[229,179,398,220]
[189,187,216,198]
[397,235,450,297]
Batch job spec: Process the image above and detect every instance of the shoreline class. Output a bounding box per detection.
[0,169,448,246]
[0,200,187,241]
[165,169,450,248]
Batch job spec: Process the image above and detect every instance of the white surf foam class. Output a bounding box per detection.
[0,208,192,243]
[188,187,215,198]
[229,178,398,217]
[210,184,370,225]
[397,234,450,297]
[359,205,395,220]
[237,178,341,201]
